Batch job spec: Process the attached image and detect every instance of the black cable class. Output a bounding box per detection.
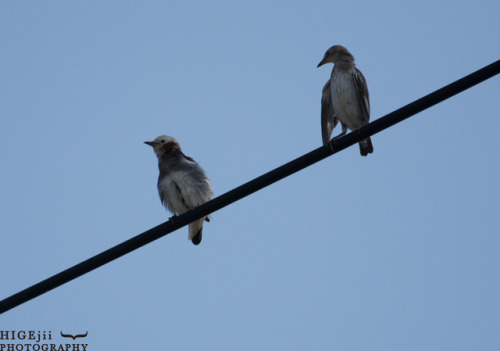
[1,59,499,315]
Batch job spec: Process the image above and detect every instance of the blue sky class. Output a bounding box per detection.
[1,0,499,350]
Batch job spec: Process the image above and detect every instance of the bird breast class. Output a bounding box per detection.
[158,170,209,215]
[331,69,364,130]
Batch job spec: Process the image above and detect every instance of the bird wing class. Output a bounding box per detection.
[352,68,370,123]
[171,160,213,210]
[181,153,197,164]
[321,79,339,145]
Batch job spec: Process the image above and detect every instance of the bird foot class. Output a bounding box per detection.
[169,215,178,224]
[328,131,346,152]
[331,132,346,141]
[328,140,336,153]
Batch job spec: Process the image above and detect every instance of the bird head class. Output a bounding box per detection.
[144,135,181,158]
[317,45,354,67]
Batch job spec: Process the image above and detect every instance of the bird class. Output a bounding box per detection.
[317,45,373,156]
[145,135,214,245]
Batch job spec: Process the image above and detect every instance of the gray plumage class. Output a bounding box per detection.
[317,45,373,156]
[320,79,340,146]
[145,135,213,245]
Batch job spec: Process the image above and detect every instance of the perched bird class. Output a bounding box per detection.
[317,45,373,156]
[145,135,213,245]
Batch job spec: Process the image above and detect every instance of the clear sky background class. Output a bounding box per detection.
[1,1,499,350]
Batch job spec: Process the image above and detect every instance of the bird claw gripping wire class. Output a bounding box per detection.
[327,140,336,153]
[169,215,178,224]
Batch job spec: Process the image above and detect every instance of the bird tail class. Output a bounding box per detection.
[188,218,205,245]
[359,137,373,156]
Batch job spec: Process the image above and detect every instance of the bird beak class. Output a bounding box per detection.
[144,141,156,147]
[317,58,326,68]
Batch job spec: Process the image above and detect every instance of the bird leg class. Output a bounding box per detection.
[328,125,348,152]
[331,124,348,141]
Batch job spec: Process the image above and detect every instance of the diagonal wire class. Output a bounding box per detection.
[1,59,499,315]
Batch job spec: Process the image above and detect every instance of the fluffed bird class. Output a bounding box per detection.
[317,45,373,156]
[145,135,214,245]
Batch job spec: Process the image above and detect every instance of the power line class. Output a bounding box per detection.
[1,59,499,315]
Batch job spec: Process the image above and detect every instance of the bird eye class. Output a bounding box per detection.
[161,140,166,143]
